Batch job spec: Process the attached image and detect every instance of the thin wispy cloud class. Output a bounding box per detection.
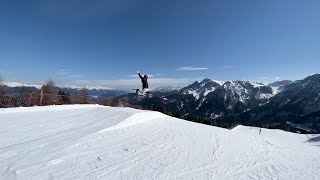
[56,70,82,79]
[223,66,233,69]
[128,74,155,78]
[0,69,14,76]
[275,77,280,80]
[177,66,208,71]
[56,70,71,75]
[68,74,83,78]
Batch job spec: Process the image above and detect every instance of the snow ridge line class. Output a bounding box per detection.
[99,111,168,133]
[0,104,103,114]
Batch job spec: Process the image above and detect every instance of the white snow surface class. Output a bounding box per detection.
[249,81,266,88]
[203,88,216,96]
[187,90,200,100]
[212,80,225,86]
[3,82,42,89]
[0,105,319,180]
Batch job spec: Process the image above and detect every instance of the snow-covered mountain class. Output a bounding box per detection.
[58,85,112,91]
[1,82,127,100]
[125,78,278,120]
[222,80,274,103]
[270,74,320,114]
[193,80,274,119]
[180,78,223,100]
[268,80,292,88]
[3,81,112,91]
[153,86,182,93]
[214,74,320,133]
[178,79,276,103]
[3,81,42,89]
[268,80,293,94]
[119,75,320,132]
[0,105,319,179]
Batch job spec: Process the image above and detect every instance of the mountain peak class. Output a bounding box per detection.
[201,78,212,83]
[268,80,292,87]
[3,81,42,89]
[305,73,320,81]
[154,86,181,93]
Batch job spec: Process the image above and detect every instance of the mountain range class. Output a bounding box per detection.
[120,78,284,118]
[120,74,320,133]
[0,82,127,102]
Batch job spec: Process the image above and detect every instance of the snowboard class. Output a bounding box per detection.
[132,88,150,96]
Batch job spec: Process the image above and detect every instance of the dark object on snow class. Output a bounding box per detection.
[138,73,149,89]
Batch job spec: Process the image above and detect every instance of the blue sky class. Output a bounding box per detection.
[0,0,320,90]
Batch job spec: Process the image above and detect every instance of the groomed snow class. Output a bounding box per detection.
[0,105,319,180]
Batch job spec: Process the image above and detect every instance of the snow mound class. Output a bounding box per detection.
[0,105,319,180]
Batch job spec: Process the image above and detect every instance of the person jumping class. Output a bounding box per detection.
[136,70,149,95]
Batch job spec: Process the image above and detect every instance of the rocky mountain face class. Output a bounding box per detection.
[268,80,292,94]
[216,74,320,133]
[153,86,181,93]
[191,80,274,119]
[179,78,223,100]
[268,80,292,88]
[151,86,181,97]
[270,74,320,114]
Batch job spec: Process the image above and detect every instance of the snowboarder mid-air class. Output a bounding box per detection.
[134,71,149,95]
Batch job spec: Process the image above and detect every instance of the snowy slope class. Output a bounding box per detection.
[0,105,319,180]
[153,86,181,93]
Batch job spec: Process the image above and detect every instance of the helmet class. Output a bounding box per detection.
[144,75,148,79]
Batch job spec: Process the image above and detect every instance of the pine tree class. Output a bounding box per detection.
[0,75,5,95]
[42,80,57,105]
[58,90,71,104]
[81,88,92,104]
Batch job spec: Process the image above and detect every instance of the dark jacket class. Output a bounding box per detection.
[138,73,148,89]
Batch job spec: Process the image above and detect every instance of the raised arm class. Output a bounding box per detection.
[137,71,143,79]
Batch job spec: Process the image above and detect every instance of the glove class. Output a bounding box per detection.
[137,70,140,74]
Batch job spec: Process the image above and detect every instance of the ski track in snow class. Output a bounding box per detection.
[0,105,319,180]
